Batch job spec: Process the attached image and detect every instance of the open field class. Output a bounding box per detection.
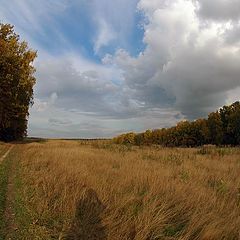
[0,140,240,239]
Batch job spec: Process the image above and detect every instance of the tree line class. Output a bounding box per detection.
[113,101,240,147]
[0,23,37,141]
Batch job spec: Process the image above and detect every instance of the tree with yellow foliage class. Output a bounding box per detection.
[0,23,37,141]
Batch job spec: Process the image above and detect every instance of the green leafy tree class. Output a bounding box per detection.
[0,23,37,141]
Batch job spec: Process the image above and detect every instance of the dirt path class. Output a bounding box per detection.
[0,146,13,164]
[0,145,17,239]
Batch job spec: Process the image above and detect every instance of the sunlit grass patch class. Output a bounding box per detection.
[9,140,240,239]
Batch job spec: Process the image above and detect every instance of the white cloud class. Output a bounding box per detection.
[106,0,240,119]
[2,0,240,138]
[195,0,240,21]
[94,19,116,54]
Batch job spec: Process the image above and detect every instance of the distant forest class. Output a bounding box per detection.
[113,101,240,147]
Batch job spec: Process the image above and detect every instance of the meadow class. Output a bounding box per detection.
[0,140,240,239]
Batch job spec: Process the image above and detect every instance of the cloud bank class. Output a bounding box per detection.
[1,0,240,138]
[106,0,240,119]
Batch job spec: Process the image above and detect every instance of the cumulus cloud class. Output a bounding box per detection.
[2,0,240,138]
[34,53,146,119]
[106,0,240,119]
[29,50,182,137]
[195,0,240,21]
[29,99,181,138]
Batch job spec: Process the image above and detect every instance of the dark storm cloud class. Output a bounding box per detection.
[160,45,240,118]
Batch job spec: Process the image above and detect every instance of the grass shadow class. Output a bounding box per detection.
[63,188,107,240]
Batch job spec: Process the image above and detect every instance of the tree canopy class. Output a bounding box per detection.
[113,101,240,147]
[0,23,37,141]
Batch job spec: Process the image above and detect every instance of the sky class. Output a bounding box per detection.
[1,0,240,138]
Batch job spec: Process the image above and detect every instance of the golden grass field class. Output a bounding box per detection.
[0,143,10,158]
[1,140,240,239]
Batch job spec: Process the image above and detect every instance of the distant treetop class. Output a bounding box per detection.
[113,101,240,147]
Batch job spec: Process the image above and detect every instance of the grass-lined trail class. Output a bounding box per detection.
[0,145,15,240]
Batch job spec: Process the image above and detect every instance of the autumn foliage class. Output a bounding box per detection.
[0,24,37,141]
[114,101,240,146]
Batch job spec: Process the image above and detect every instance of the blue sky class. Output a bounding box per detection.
[1,0,240,138]
[1,0,145,59]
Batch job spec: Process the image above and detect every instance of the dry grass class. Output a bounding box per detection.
[0,142,10,157]
[12,140,240,239]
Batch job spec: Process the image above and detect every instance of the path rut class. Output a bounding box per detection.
[0,145,17,240]
[0,146,13,164]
